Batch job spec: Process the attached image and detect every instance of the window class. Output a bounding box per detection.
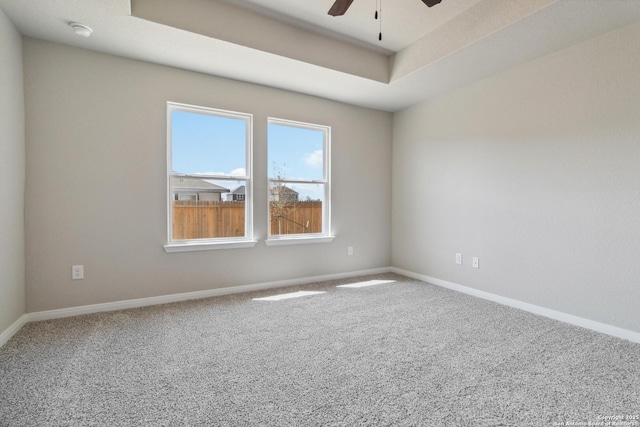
[165,102,255,252]
[266,118,333,245]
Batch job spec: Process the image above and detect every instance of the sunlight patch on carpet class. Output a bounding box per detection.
[337,279,396,288]
[253,291,326,301]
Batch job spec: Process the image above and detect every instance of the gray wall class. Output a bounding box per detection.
[392,21,640,333]
[23,38,392,312]
[0,9,25,332]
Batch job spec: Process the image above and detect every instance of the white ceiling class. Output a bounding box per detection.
[227,0,487,53]
[2,0,640,112]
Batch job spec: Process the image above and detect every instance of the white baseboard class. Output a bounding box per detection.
[0,314,29,348]
[24,267,391,323]
[391,267,640,344]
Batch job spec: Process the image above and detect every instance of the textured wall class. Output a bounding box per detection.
[392,21,640,332]
[23,39,392,312]
[0,9,25,333]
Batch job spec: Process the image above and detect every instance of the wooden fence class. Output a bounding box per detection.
[173,201,245,240]
[270,200,323,236]
[172,200,322,240]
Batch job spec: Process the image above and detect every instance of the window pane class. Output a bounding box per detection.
[168,103,252,245]
[172,178,246,240]
[269,182,324,236]
[172,110,247,177]
[268,123,324,181]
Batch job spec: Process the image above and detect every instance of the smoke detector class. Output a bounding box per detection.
[69,22,93,38]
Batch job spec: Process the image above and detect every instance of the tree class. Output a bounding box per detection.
[269,162,307,235]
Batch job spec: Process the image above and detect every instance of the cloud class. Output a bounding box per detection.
[230,168,246,177]
[303,150,323,168]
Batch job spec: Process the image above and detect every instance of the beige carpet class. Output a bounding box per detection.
[1,273,639,426]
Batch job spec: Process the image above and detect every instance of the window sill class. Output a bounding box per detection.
[265,235,335,247]
[164,240,258,253]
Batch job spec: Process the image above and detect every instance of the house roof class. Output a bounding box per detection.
[172,177,230,193]
[269,186,298,195]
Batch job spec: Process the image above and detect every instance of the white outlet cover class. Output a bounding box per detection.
[72,265,84,280]
[472,257,479,269]
[456,253,462,265]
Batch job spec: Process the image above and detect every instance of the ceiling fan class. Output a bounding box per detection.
[328,0,442,17]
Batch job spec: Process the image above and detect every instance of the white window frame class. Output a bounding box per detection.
[164,102,256,253]
[266,118,334,246]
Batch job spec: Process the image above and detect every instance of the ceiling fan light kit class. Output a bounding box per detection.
[328,0,443,42]
[328,0,442,16]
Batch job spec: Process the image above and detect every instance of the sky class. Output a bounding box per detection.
[171,110,326,200]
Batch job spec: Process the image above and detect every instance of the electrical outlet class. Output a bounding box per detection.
[472,257,479,269]
[72,265,84,280]
[456,253,462,265]
[348,246,354,256]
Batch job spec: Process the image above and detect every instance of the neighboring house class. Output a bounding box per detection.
[172,176,230,201]
[269,185,299,203]
[227,185,246,202]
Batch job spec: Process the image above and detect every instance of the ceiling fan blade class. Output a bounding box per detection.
[328,0,355,16]
[421,0,442,7]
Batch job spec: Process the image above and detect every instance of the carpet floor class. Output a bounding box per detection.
[1,273,639,426]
